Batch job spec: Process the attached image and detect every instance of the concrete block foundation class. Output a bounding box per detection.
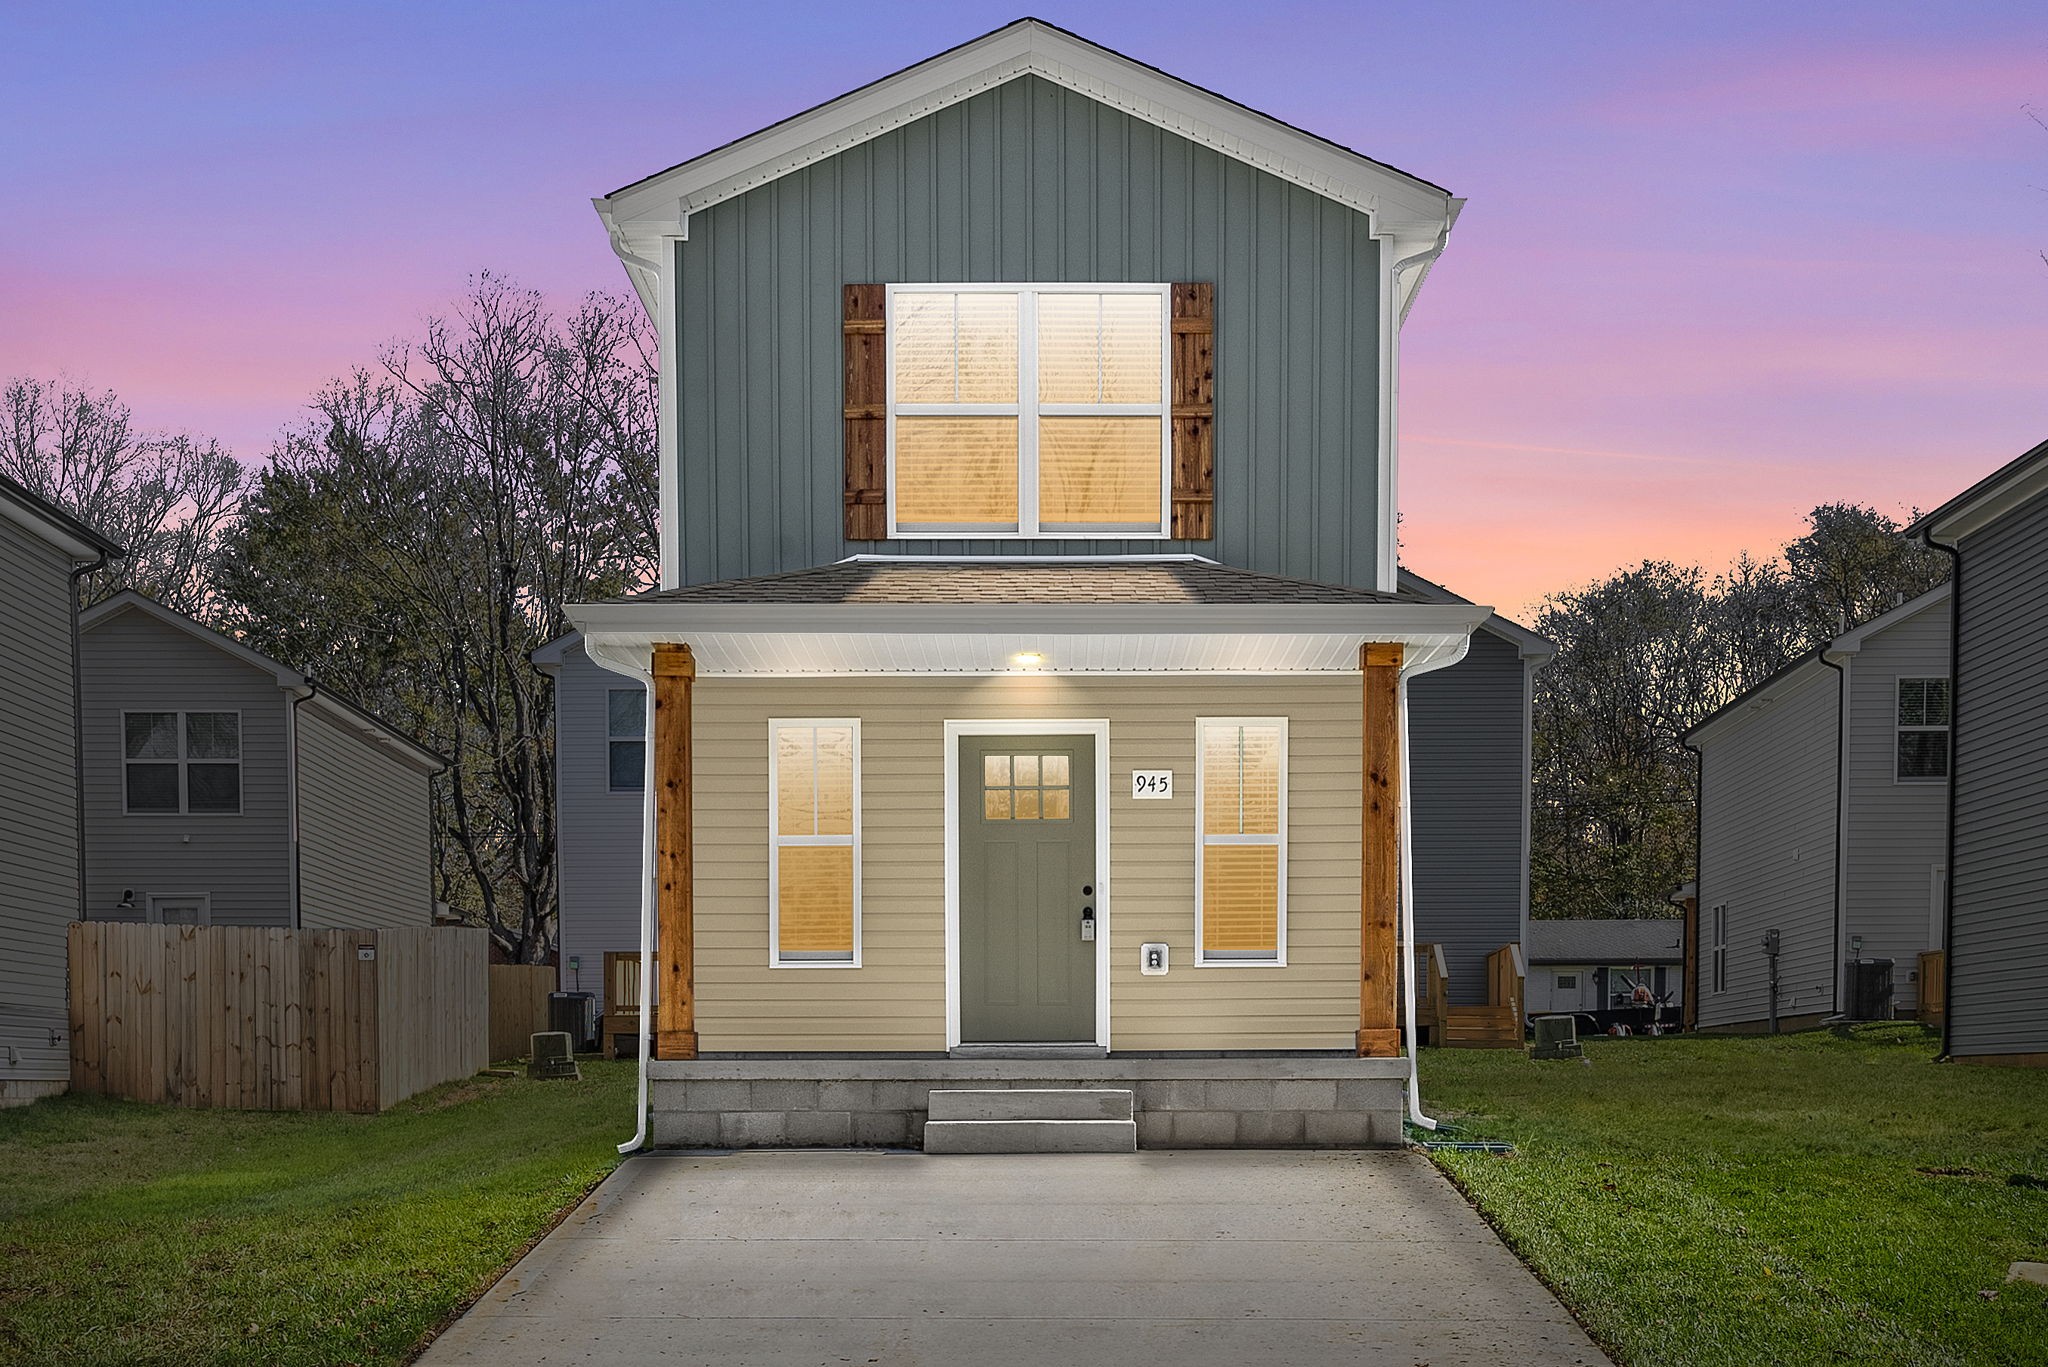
[649,1056,1408,1150]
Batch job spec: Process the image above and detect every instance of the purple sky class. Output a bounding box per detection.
[4,1,2044,616]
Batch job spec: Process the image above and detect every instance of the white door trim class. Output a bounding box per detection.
[943,719,1111,1051]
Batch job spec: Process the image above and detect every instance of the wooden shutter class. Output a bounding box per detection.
[1170,282,1215,540]
[843,284,887,540]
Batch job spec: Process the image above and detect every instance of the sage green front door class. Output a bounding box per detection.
[959,734,1097,1043]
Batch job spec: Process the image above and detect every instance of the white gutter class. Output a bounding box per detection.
[1397,643,1472,1133]
[580,638,658,1156]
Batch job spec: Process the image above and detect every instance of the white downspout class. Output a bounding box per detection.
[580,639,658,1156]
[1396,670,1437,1132]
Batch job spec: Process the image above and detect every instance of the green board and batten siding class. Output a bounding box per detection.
[673,74,1384,587]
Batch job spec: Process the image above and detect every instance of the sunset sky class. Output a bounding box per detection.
[4,1,2044,617]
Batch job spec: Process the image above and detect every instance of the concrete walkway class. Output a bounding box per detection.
[420,1149,1610,1367]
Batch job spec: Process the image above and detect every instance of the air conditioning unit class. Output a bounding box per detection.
[1532,1014,1582,1060]
[1848,959,1896,1020]
[548,991,597,1051]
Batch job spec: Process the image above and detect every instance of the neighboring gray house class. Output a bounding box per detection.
[1914,439,2048,1065]
[1686,584,1952,1032]
[79,592,445,929]
[0,473,122,1106]
[1524,919,1683,1018]
[538,568,1553,1022]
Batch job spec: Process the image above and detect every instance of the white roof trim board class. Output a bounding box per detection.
[1911,437,2048,544]
[569,600,1488,677]
[596,18,1458,313]
[1822,582,1951,660]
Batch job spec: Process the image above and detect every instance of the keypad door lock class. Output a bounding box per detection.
[1080,903,1096,942]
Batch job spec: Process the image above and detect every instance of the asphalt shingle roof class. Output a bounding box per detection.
[612,560,1414,607]
[1525,919,1685,966]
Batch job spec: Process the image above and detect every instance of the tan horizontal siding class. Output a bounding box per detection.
[690,675,1362,1053]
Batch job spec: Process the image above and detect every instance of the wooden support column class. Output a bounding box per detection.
[1359,642,1403,1057]
[653,643,698,1060]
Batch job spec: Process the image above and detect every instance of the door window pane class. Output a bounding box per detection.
[981,751,1073,822]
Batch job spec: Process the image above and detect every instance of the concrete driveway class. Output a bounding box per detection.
[420,1148,1610,1367]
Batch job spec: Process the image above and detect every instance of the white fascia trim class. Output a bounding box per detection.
[597,21,1451,269]
[1685,655,1833,749]
[530,628,583,673]
[1914,442,2048,544]
[943,717,1112,1050]
[1821,582,1952,661]
[0,493,107,562]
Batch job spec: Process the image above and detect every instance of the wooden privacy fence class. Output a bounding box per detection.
[489,964,553,1061]
[69,923,488,1113]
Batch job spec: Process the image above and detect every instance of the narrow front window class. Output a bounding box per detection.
[1195,718,1287,965]
[769,720,860,966]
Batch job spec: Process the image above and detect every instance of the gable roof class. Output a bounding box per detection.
[1525,918,1684,965]
[1398,567,1556,662]
[80,591,445,774]
[1686,581,1954,748]
[1910,436,2048,544]
[597,17,1459,312]
[0,469,124,562]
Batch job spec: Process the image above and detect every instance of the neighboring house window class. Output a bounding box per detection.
[1555,973,1578,990]
[607,689,645,791]
[888,284,1169,537]
[1711,904,1728,994]
[769,720,860,966]
[1195,718,1287,965]
[1895,677,1951,781]
[124,711,241,814]
[148,894,210,926]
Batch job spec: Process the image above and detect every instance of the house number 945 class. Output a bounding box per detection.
[1131,770,1174,800]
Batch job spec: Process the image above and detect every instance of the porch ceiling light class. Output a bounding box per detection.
[1011,651,1045,669]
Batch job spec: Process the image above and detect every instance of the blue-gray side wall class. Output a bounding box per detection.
[550,641,646,1011]
[1950,489,2048,1057]
[1408,626,1529,1005]
[674,74,1384,586]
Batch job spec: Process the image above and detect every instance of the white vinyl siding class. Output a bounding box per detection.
[295,704,436,930]
[886,283,1170,538]
[768,720,861,967]
[1194,718,1288,966]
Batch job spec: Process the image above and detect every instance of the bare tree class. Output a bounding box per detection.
[0,377,245,613]
[216,277,657,961]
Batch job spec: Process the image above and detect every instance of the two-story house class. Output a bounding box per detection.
[566,19,1507,1150]
[1686,584,1952,1032]
[1913,438,2048,1065]
[79,591,446,931]
[0,472,122,1105]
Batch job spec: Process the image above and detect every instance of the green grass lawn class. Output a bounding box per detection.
[0,1060,634,1367]
[1423,1025,2048,1367]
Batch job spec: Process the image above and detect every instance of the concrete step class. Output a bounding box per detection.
[923,1118,1139,1154]
[928,1088,1135,1122]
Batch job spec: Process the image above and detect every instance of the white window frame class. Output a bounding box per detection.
[147,893,212,926]
[606,687,645,793]
[1893,676,1951,784]
[1193,716,1288,967]
[122,709,243,816]
[766,717,862,969]
[884,282,1173,539]
[1711,904,1728,994]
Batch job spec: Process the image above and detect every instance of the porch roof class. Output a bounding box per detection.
[567,557,1492,677]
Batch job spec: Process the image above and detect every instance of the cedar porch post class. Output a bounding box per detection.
[653,643,698,1060]
[1359,642,1403,1057]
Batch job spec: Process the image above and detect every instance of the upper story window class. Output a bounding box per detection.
[124,711,241,815]
[607,688,645,792]
[1895,677,1951,782]
[887,284,1170,537]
